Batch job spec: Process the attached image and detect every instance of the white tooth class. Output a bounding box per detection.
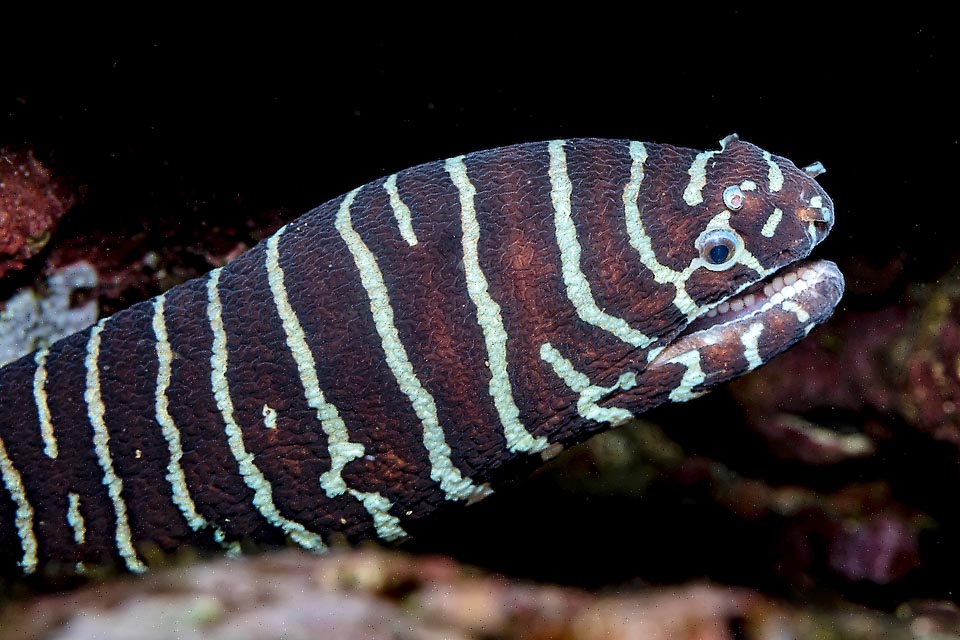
[707,309,717,317]
[731,299,744,312]
[783,272,798,286]
[781,285,796,298]
[744,294,756,307]
[771,278,784,292]
[718,301,730,314]
[801,268,817,281]
[763,284,775,297]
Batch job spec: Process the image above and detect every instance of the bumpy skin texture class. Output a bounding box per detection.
[0,138,842,576]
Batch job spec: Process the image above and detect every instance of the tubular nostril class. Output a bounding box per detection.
[803,161,826,178]
[797,206,832,224]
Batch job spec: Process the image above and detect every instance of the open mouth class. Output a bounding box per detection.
[679,259,845,338]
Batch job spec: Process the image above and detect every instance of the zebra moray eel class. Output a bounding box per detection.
[0,136,842,576]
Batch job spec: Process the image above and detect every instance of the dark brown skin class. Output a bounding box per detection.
[0,137,842,576]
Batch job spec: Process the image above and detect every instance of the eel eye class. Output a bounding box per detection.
[697,229,741,271]
[722,185,744,210]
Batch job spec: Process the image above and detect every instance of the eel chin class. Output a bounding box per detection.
[648,259,845,371]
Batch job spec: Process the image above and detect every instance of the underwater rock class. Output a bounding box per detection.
[731,268,960,461]
[0,262,98,367]
[0,549,918,640]
[0,147,75,279]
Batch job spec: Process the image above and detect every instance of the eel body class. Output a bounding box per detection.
[0,136,843,576]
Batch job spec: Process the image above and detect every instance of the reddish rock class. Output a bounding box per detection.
[0,147,75,279]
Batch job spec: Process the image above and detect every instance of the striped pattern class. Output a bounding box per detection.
[0,435,37,573]
[32,349,57,459]
[153,294,210,533]
[446,155,548,455]
[84,320,146,573]
[206,269,328,552]
[0,138,842,575]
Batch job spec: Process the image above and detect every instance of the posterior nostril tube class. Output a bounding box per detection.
[803,161,826,178]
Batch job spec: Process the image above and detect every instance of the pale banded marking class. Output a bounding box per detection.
[683,149,719,206]
[740,180,758,191]
[781,299,811,324]
[624,142,699,317]
[741,321,765,370]
[33,348,57,459]
[67,492,86,545]
[540,342,636,427]
[335,189,492,506]
[267,224,407,540]
[763,151,784,192]
[384,174,419,246]
[548,140,655,349]
[446,156,549,455]
[810,196,823,208]
[262,404,278,429]
[0,434,38,573]
[348,489,409,538]
[761,208,783,238]
[206,269,327,551]
[214,529,242,557]
[665,350,706,403]
[153,295,211,533]
[85,320,147,573]
[625,142,772,321]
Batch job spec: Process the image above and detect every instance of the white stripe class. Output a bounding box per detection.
[740,180,758,191]
[666,349,706,403]
[540,342,636,426]
[153,295,211,533]
[33,348,57,459]
[349,489,408,539]
[261,404,278,429]
[781,299,811,324]
[446,156,548,455]
[763,151,784,192]
[206,269,328,551]
[548,140,655,349]
[266,225,407,540]
[214,529,242,557]
[85,320,147,573]
[66,492,86,545]
[761,208,783,238]
[683,149,719,206]
[384,174,419,246]
[741,321,765,370]
[625,143,775,322]
[0,435,38,573]
[335,190,492,505]
[623,142,699,318]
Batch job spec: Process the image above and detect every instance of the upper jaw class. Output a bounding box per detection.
[667,258,844,345]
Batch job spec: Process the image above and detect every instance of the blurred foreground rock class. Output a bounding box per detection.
[0,549,928,640]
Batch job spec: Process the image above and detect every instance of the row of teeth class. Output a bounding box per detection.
[704,266,819,318]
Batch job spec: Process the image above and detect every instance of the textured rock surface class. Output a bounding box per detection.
[0,549,923,640]
[0,262,98,366]
[0,147,75,280]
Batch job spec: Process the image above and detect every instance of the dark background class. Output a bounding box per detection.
[3,11,955,296]
[2,10,956,599]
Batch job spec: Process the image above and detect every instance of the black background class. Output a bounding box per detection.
[2,11,955,298]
